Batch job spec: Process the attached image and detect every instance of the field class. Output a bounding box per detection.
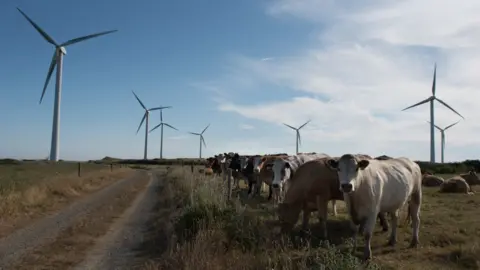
[0,160,479,269]
[141,166,480,270]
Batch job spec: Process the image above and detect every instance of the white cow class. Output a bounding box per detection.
[271,153,330,205]
[326,154,422,261]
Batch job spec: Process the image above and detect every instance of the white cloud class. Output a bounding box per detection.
[210,0,480,161]
[239,124,255,130]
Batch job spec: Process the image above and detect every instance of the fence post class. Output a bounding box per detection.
[191,164,194,173]
[78,162,81,177]
[227,168,232,201]
[110,163,113,171]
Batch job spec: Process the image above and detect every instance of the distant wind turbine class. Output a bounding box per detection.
[17,7,117,162]
[402,63,464,163]
[189,124,210,158]
[149,106,177,159]
[132,91,163,160]
[427,120,460,163]
[283,120,311,154]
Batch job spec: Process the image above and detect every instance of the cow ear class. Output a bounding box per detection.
[327,159,339,170]
[357,160,370,170]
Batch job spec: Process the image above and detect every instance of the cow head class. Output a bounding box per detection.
[253,156,266,173]
[326,154,370,193]
[272,159,292,189]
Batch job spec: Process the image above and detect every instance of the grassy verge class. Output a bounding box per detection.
[0,161,134,237]
[139,166,376,270]
[10,171,151,270]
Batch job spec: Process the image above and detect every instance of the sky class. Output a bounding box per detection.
[1,0,480,162]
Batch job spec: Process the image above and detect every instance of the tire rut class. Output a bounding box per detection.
[0,171,145,269]
[73,170,161,270]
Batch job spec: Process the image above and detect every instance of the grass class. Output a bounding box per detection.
[137,168,480,270]
[0,160,134,237]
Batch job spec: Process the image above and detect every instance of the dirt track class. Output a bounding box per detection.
[73,170,160,270]
[0,170,153,269]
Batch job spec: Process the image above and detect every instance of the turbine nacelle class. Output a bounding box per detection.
[58,46,67,55]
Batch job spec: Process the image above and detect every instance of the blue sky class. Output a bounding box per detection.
[2,0,480,162]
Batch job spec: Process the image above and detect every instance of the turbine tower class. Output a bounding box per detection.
[189,124,210,158]
[401,64,464,163]
[427,120,460,163]
[283,120,311,154]
[17,8,117,162]
[132,91,163,160]
[149,106,177,159]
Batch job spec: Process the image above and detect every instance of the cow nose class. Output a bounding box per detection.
[341,183,353,193]
[272,183,279,188]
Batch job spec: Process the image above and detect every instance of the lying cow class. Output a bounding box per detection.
[326,154,422,261]
[271,153,330,205]
[459,170,480,186]
[422,173,444,187]
[277,157,389,238]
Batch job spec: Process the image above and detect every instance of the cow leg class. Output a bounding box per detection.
[409,191,422,248]
[247,179,253,196]
[362,212,378,261]
[267,185,273,200]
[301,209,311,234]
[316,196,328,239]
[378,212,389,232]
[331,200,337,217]
[387,210,398,246]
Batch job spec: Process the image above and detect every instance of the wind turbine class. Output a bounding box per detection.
[427,120,460,163]
[401,64,464,163]
[17,8,117,162]
[132,91,163,160]
[189,124,210,158]
[283,120,311,154]
[149,106,177,159]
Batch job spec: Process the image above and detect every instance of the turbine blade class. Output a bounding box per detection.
[298,119,311,130]
[164,123,178,131]
[136,113,147,134]
[435,98,465,119]
[132,91,147,110]
[401,97,432,111]
[149,123,162,133]
[444,120,460,130]
[189,132,200,136]
[149,106,172,111]
[201,136,207,148]
[201,124,210,134]
[432,63,437,96]
[160,110,163,122]
[426,121,442,131]
[283,123,296,130]
[17,8,58,46]
[39,51,57,104]
[60,30,118,47]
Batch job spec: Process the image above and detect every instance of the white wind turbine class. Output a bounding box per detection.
[17,7,117,162]
[402,64,464,163]
[132,91,163,160]
[427,120,461,163]
[189,124,210,158]
[283,120,311,154]
[149,106,177,159]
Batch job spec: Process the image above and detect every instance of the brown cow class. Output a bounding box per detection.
[422,173,444,187]
[277,158,389,239]
[460,170,480,186]
[440,176,473,194]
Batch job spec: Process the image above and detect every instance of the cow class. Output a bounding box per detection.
[271,153,330,206]
[422,173,444,187]
[440,176,473,194]
[459,170,480,186]
[277,158,389,239]
[326,154,422,261]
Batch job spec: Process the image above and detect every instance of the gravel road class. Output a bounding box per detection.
[0,171,146,269]
[73,170,160,270]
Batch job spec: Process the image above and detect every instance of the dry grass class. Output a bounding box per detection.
[0,161,134,237]
[10,171,151,270]
[137,168,480,270]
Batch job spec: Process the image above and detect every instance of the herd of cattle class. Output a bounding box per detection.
[203,152,479,261]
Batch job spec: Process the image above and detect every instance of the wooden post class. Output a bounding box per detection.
[191,164,194,173]
[110,163,113,171]
[77,162,81,177]
[227,168,232,201]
